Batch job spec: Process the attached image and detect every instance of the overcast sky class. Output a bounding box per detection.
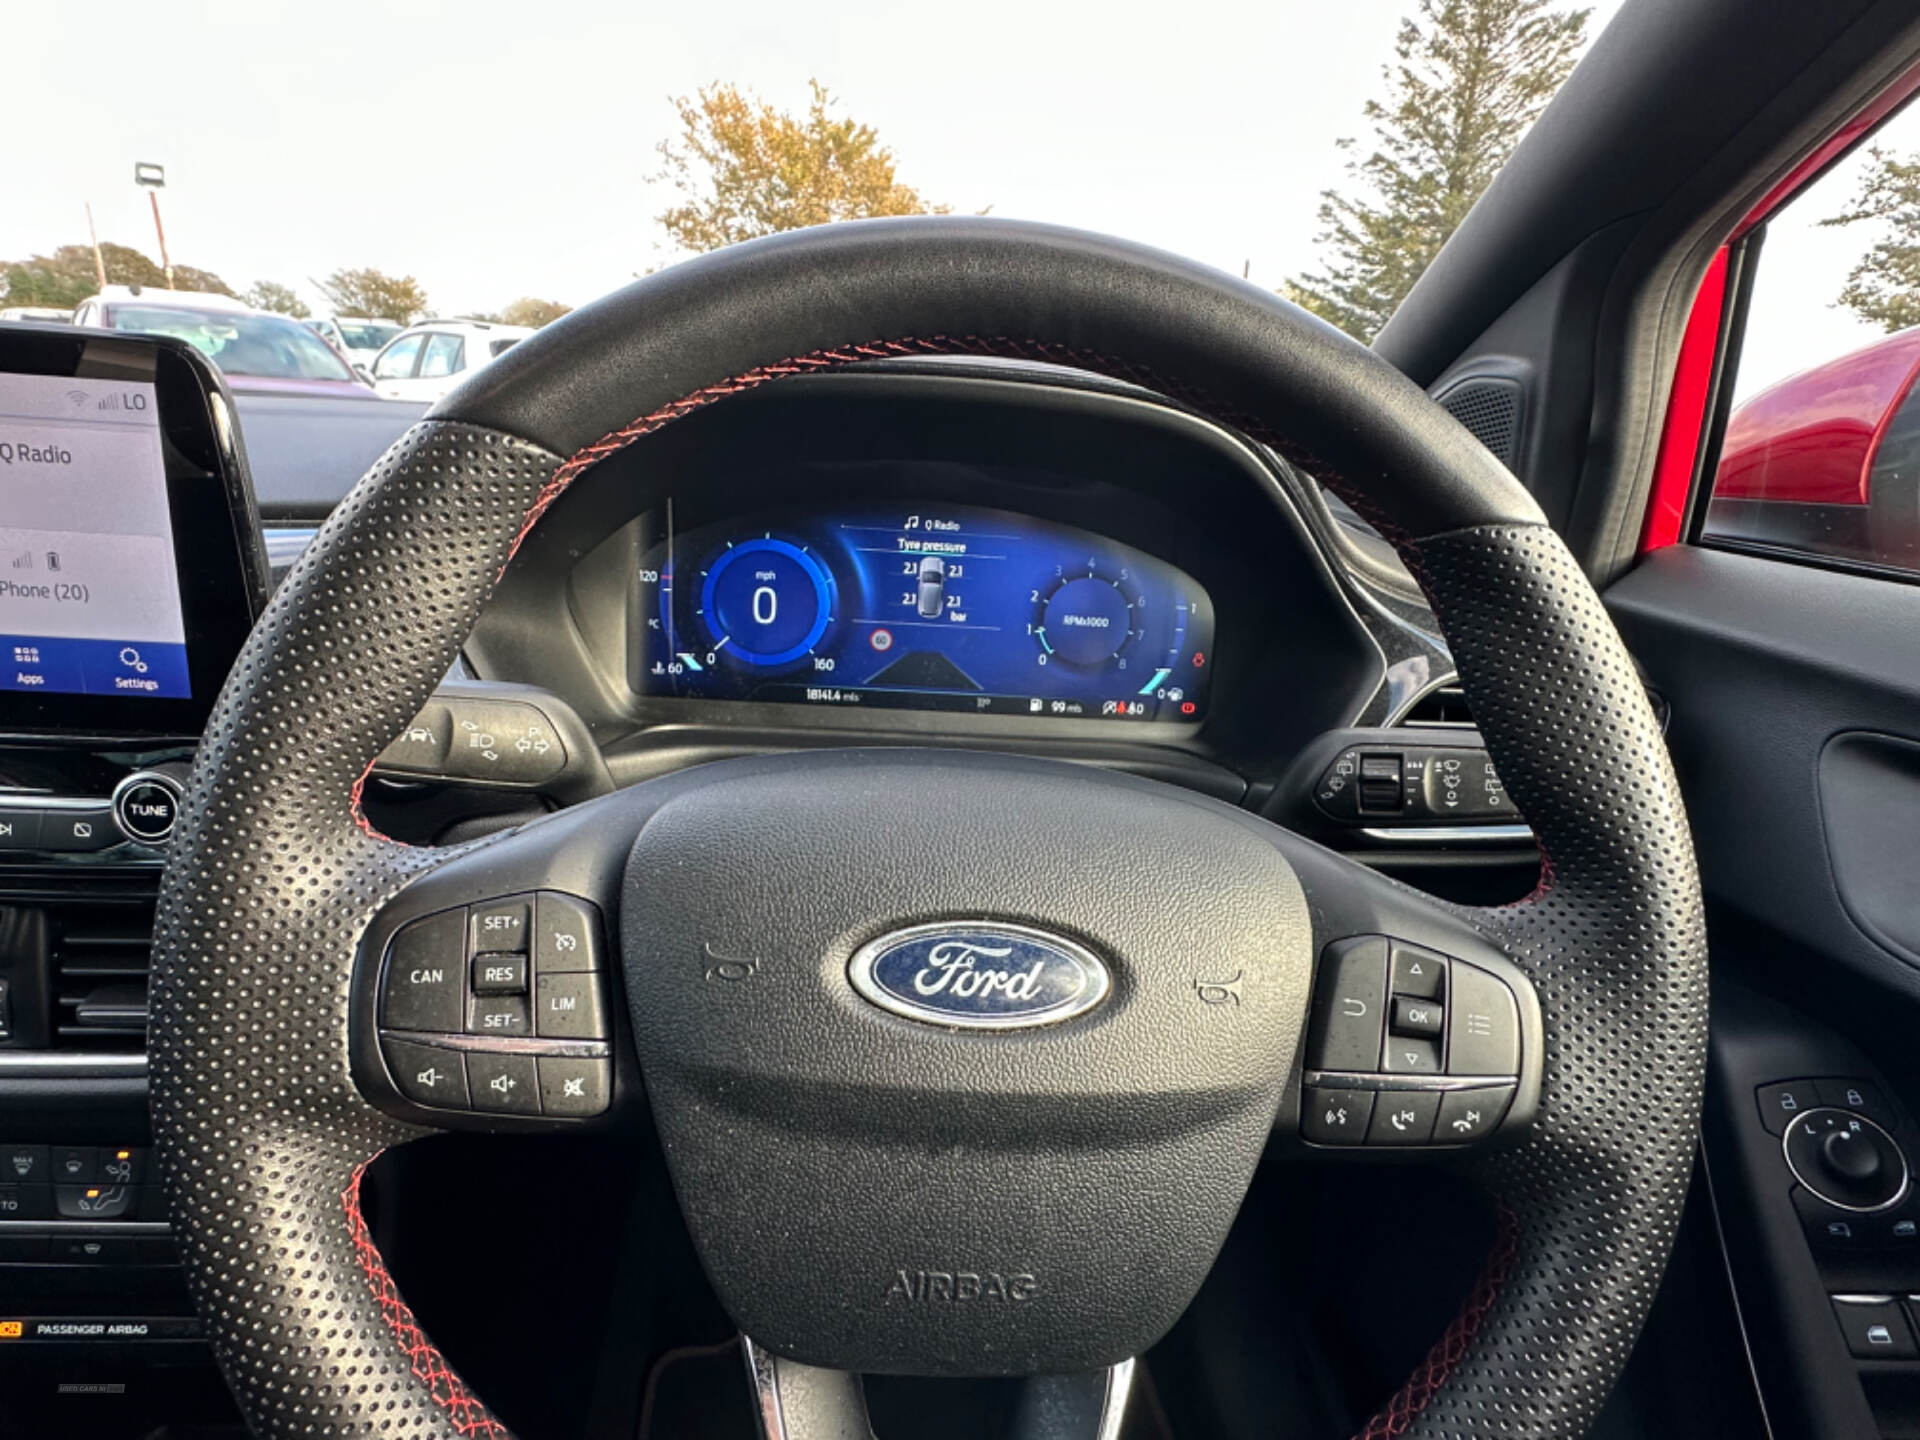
[8,0,1629,316]
[6,0,1904,402]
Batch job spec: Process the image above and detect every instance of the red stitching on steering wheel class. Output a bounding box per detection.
[343,1160,511,1439]
[1352,1204,1520,1439]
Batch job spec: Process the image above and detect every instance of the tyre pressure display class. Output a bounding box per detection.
[635,503,1214,722]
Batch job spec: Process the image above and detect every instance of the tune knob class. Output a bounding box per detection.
[1784,1107,1907,1211]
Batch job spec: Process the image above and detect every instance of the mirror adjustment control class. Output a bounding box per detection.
[1307,937,1388,1072]
[1785,1109,1908,1211]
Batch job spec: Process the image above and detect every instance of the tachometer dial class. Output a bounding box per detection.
[1032,571,1140,669]
[697,537,836,668]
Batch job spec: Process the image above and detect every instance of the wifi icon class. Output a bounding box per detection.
[65,389,89,409]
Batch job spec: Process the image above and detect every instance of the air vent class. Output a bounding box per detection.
[49,899,155,1050]
[1400,684,1474,727]
[1434,376,1523,470]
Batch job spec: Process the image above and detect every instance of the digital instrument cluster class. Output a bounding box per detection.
[633,502,1215,722]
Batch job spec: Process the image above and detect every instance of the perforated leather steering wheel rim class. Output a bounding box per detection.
[148,216,1705,1440]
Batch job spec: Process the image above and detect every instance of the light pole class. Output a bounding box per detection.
[133,162,172,289]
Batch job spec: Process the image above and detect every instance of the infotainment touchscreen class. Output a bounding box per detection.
[0,372,192,700]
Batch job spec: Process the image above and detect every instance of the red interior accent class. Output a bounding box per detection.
[1734,58,1920,239]
[1351,1205,1520,1439]
[1640,246,1729,553]
[1639,56,1920,552]
[343,1160,513,1439]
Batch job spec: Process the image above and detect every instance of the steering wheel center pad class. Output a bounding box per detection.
[624,749,1311,1375]
[148,217,1702,1440]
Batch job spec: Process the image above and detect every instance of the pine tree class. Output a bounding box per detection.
[1821,147,1920,333]
[1288,0,1590,342]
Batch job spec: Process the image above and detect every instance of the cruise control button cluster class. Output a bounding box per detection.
[378,891,611,1118]
[1301,935,1524,1149]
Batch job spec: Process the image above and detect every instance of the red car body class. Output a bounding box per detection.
[1719,326,1920,505]
[1707,326,1920,566]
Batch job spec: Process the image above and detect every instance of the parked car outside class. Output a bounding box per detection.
[307,314,405,369]
[1705,325,1920,571]
[0,305,73,323]
[368,318,533,401]
[72,286,374,397]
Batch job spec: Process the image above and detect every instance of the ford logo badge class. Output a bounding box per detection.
[848,921,1111,1030]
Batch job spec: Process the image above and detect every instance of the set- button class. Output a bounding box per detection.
[377,891,613,1118]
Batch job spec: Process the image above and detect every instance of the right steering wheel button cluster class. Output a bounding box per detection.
[1301,935,1525,1148]
[376,890,612,1119]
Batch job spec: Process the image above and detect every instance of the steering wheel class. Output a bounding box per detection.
[148,218,1705,1440]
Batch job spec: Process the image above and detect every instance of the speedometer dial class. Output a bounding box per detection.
[696,537,836,668]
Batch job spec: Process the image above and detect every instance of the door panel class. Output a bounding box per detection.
[1608,543,1920,1436]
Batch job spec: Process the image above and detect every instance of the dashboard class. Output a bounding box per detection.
[633,500,1215,723]
[0,334,1511,1440]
